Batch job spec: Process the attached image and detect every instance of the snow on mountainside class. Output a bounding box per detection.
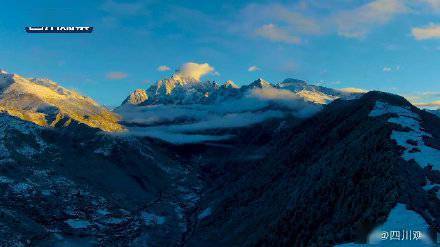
[187,91,440,246]
[0,113,47,162]
[0,70,123,132]
[370,101,440,170]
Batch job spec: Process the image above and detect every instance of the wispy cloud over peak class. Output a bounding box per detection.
[106,71,128,80]
[338,87,368,93]
[414,100,440,108]
[248,66,260,72]
[157,65,171,72]
[174,62,216,81]
[405,92,440,109]
[382,66,400,72]
[334,0,408,38]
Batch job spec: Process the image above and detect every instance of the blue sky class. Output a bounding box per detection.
[0,0,439,106]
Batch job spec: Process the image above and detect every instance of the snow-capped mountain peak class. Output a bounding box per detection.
[222,80,239,89]
[248,78,273,88]
[122,89,148,105]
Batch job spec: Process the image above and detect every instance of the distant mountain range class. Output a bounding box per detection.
[120,76,362,107]
[0,69,438,246]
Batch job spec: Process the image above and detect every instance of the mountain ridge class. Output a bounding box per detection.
[185,91,440,246]
[0,70,123,132]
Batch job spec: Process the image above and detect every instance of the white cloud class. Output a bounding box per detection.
[157,65,171,71]
[168,111,284,133]
[124,127,232,145]
[417,0,440,11]
[234,0,412,42]
[383,67,392,72]
[412,23,440,40]
[248,66,260,72]
[255,24,301,44]
[238,3,322,35]
[174,62,216,81]
[106,71,128,80]
[333,0,408,38]
[248,88,322,116]
[414,100,440,108]
[382,65,400,72]
[405,92,440,109]
[338,87,368,93]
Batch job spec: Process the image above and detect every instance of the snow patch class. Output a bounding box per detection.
[197,207,212,220]
[423,181,440,200]
[369,101,418,119]
[96,209,111,216]
[370,101,440,170]
[94,147,112,156]
[64,219,92,229]
[0,176,13,184]
[180,192,199,204]
[41,189,52,196]
[141,212,166,226]
[11,182,33,194]
[16,145,38,156]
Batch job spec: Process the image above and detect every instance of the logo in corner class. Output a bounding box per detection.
[25,26,93,33]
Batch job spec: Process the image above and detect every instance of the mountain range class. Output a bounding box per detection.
[0,70,439,246]
[120,76,361,107]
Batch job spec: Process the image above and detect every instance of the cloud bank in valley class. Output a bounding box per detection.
[117,87,322,144]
